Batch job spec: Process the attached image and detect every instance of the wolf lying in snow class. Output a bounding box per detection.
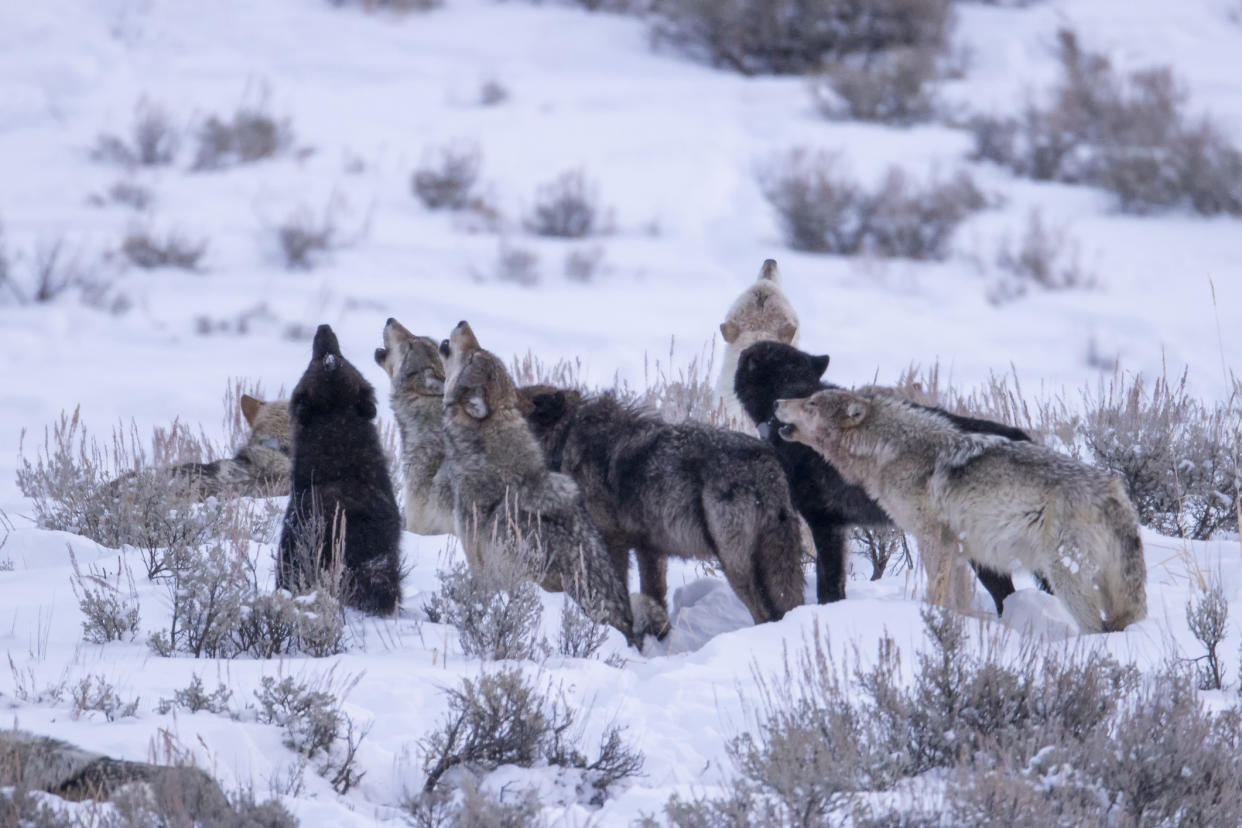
[104,395,292,502]
[519,386,805,632]
[279,324,402,616]
[734,341,1037,612]
[375,317,456,535]
[775,388,1147,633]
[439,321,643,645]
[714,259,799,430]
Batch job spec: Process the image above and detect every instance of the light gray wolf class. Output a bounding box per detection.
[438,321,641,645]
[519,385,805,629]
[775,388,1147,633]
[715,259,800,429]
[374,317,455,535]
[278,324,402,615]
[734,340,1037,612]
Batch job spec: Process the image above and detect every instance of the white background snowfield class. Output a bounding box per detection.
[1,0,1240,824]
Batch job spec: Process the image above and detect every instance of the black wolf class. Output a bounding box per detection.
[278,324,402,615]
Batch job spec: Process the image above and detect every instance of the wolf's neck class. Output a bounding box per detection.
[392,392,445,452]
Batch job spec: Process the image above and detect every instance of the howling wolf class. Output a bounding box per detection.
[375,317,456,535]
[279,324,402,615]
[438,321,641,645]
[775,389,1147,633]
[714,259,800,429]
[519,386,806,630]
[734,340,1035,613]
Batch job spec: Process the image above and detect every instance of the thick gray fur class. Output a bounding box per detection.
[519,385,806,628]
[375,317,456,535]
[776,389,1147,633]
[439,321,640,646]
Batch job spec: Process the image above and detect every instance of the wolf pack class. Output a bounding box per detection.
[179,259,1148,645]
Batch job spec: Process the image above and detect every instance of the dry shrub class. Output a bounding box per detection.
[524,169,606,238]
[329,0,442,10]
[277,203,339,270]
[193,100,292,171]
[564,245,604,283]
[412,143,481,210]
[988,209,1095,304]
[121,228,207,271]
[156,675,234,716]
[69,549,140,644]
[1078,370,1241,540]
[255,669,368,794]
[810,47,939,124]
[88,181,154,211]
[91,99,181,168]
[426,559,547,661]
[624,337,726,426]
[0,236,103,308]
[1185,576,1229,691]
[653,0,953,76]
[510,350,585,390]
[417,666,642,804]
[668,610,1242,827]
[971,30,1242,215]
[757,149,987,259]
[493,242,540,286]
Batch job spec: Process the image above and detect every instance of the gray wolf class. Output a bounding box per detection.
[438,321,640,645]
[176,394,291,498]
[734,340,1036,612]
[105,395,292,501]
[715,259,800,428]
[775,388,1147,633]
[374,317,455,535]
[278,324,402,615]
[519,385,805,629]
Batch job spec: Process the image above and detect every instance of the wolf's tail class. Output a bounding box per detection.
[700,476,805,624]
[1098,479,1147,632]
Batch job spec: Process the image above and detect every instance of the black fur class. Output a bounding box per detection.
[278,324,402,615]
[734,341,1038,614]
[520,386,805,628]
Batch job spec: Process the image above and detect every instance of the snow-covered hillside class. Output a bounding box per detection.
[2,0,1241,824]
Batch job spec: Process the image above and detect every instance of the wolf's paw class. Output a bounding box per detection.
[630,593,671,642]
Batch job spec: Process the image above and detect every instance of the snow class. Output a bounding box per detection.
[2,0,1241,824]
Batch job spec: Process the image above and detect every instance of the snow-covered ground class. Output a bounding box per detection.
[1,0,1241,824]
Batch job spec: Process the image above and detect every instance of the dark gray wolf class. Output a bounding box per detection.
[438,321,640,646]
[518,385,805,629]
[374,317,455,535]
[278,324,402,615]
[733,340,1035,613]
[775,389,1147,633]
[715,259,800,428]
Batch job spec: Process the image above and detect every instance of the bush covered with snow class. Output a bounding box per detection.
[653,0,954,76]
[971,30,1242,216]
[757,149,988,259]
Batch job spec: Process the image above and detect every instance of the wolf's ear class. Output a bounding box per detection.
[811,354,830,377]
[420,368,444,395]
[842,398,869,427]
[528,391,567,429]
[241,394,262,426]
[777,322,798,344]
[464,392,488,420]
[720,321,740,344]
